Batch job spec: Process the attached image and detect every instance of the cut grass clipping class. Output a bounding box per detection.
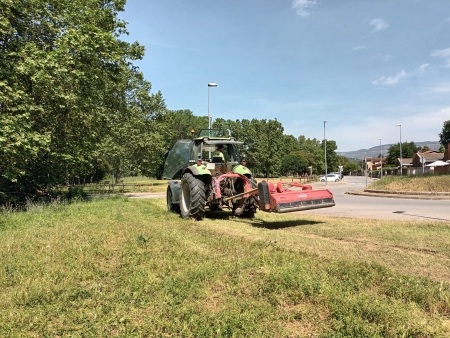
[1,197,449,337]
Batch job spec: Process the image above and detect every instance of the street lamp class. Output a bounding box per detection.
[377,138,382,178]
[207,83,217,130]
[396,124,402,176]
[324,120,328,186]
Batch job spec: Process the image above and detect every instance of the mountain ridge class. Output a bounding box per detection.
[337,141,441,160]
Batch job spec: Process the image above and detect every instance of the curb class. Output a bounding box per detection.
[347,190,450,200]
[364,189,450,197]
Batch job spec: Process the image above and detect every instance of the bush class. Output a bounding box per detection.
[66,187,88,201]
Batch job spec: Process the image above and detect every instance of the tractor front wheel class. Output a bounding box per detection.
[180,173,206,220]
[166,186,180,214]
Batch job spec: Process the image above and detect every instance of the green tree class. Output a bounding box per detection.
[220,118,285,177]
[386,142,418,165]
[280,152,310,175]
[298,136,322,174]
[0,0,152,203]
[164,109,208,146]
[439,120,450,147]
[102,70,168,182]
[323,140,339,172]
[344,161,359,173]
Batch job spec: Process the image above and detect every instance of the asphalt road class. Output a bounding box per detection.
[126,176,450,222]
[301,176,450,222]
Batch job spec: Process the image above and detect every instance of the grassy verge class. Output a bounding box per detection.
[368,174,450,192]
[1,198,449,336]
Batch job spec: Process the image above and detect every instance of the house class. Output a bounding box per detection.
[435,143,450,174]
[365,157,385,171]
[396,158,413,169]
[412,150,444,167]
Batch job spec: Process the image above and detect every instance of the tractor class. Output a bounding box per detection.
[163,129,335,220]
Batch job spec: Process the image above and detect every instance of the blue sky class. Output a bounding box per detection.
[119,0,450,152]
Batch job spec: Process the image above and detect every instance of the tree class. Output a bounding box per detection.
[0,0,153,203]
[439,120,450,147]
[344,161,359,173]
[101,69,168,182]
[216,118,285,177]
[417,145,430,152]
[280,152,310,175]
[386,142,418,165]
[323,140,339,172]
[298,136,322,174]
[163,109,208,147]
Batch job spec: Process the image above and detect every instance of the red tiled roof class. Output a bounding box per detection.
[418,152,444,161]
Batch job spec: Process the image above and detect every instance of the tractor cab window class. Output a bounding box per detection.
[201,144,238,163]
[198,129,224,138]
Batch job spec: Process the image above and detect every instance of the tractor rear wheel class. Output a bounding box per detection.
[180,173,206,220]
[166,186,180,213]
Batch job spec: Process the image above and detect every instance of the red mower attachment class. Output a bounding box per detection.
[257,181,335,213]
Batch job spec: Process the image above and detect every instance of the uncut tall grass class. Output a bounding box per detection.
[1,197,450,337]
[368,174,450,192]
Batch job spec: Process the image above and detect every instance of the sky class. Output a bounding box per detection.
[118,0,450,152]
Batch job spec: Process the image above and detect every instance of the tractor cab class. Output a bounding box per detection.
[162,129,245,179]
[193,129,243,177]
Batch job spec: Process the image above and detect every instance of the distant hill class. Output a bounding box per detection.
[337,141,441,160]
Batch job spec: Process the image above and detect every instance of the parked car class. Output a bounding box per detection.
[330,172,344,179]
[319,173,341,182]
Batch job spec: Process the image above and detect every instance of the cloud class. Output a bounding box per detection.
[370,18,389,32]
[421,83,450,95]
[292,0,317,17]
[331,106,450,151]
[372,70,407,86]
[431,48,450,67]
[372,64,429,86]
[430,83,450,93]
[352,46,366,51]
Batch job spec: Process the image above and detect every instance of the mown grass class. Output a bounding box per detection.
[1,198,450,337]
[368,174,450,192]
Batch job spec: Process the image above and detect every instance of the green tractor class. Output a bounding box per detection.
[163,129,258,220]
[163,129,335,221]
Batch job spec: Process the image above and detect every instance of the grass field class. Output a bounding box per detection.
[367,174,450,192]
[1,197,450,337]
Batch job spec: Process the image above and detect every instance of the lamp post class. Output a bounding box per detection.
[377,138,382,178]
[324,120,328,186]
[207,83,217,159]
[207,83,217,130]
[396,124,402,176]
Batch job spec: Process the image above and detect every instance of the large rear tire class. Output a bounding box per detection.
[180,173,206,220]
[166,186,180,214]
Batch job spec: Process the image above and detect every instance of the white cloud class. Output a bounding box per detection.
[352,46,366,51]
[372,64,429,86]
[292,0,317,17]
[431,48,450,67]
[412,63,429,75]
[372,70,407,86]
[430,83,450,93]
[332,107,450,151]
[421,83,450,95]
[370,18,389,32]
